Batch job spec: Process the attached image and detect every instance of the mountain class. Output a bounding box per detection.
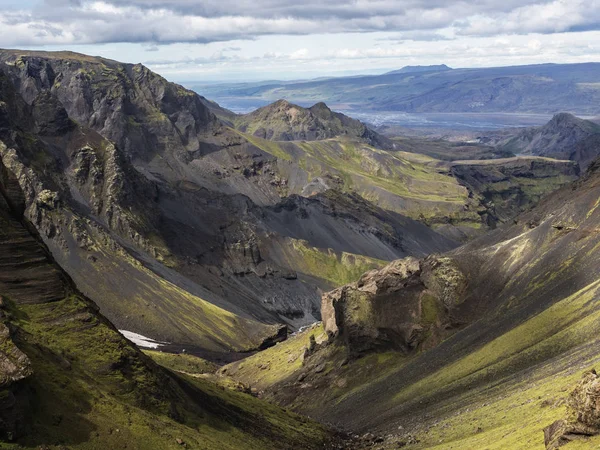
[0,48,596,449]
[0,48,470,351]
[230,99,394,149]
[222,156,600,448]
[478,112,600,169]
[197,62,600,114]
[0,182,332,448]
[0,49,581,355]
[384,64,452,75]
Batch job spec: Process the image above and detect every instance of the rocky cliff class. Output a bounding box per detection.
[233,99,394,149]
[0,49,465,353]
[321,255,467,355]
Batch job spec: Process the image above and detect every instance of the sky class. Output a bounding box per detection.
[1,0,600,82]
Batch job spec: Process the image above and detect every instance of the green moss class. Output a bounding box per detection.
[223,324,328,389]
[143,350,217,375]
[284,239,386,286]
[421,293,443,324]
[393,280,600,405]
[7,296,330,450]
[235,129,479,224]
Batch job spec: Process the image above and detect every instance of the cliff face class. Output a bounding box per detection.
[222,157,600,449]
[321,256,467,355]
[0,48,584,361]
[449,156,579,227]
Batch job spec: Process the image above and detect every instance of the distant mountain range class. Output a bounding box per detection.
[194,62,600,115]
[384,64,452,75]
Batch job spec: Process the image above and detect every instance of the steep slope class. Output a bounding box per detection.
[479,113,600,169]
[0,69,287,352]
[447,156,579,227]
[390,135,515,161]
[197,62,600,114]
[223,158,600,449]
[0,48,582,358]
[0,175,332,449]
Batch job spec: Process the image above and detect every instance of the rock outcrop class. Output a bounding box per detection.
[544,369,600,449]
[450,157,579,227]
[322,255,467,354]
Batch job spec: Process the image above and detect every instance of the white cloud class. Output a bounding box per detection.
[1,0,600,47]
[2,0,600,81]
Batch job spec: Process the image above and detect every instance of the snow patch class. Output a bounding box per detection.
[119,330,169,349]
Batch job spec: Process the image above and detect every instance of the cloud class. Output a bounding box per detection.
[1,0,600,46]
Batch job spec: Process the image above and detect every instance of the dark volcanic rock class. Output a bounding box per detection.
[31,90,75,136]
[450,157,579,226]
[0,321,32,441]
[479,113,600,169]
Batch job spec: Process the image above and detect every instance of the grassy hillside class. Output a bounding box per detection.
[238,131,482,227]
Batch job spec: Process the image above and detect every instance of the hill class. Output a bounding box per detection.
[230,99,394,149]
[478,112,600,169]
[384,64,452,75]
[0,173,332,449]
[0,48,464,350]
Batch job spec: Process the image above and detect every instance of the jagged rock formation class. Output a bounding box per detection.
[0,48,585,362]
[448,156,579,227]
[322,255,467,354]
[479,113,600,169]
[544,369,600,449]
[0,321,32,441]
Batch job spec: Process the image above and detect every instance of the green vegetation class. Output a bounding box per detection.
[281,239,386,286]
[143,350,217,376]
[393,281,600,404]
[238,129,480,225]
[3,295,330,450]
[224,324,327,389]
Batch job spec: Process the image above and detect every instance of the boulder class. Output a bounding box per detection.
[544,369,600,449]
[321,255,467,355]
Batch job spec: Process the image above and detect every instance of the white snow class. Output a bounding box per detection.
[119,330,169,349]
